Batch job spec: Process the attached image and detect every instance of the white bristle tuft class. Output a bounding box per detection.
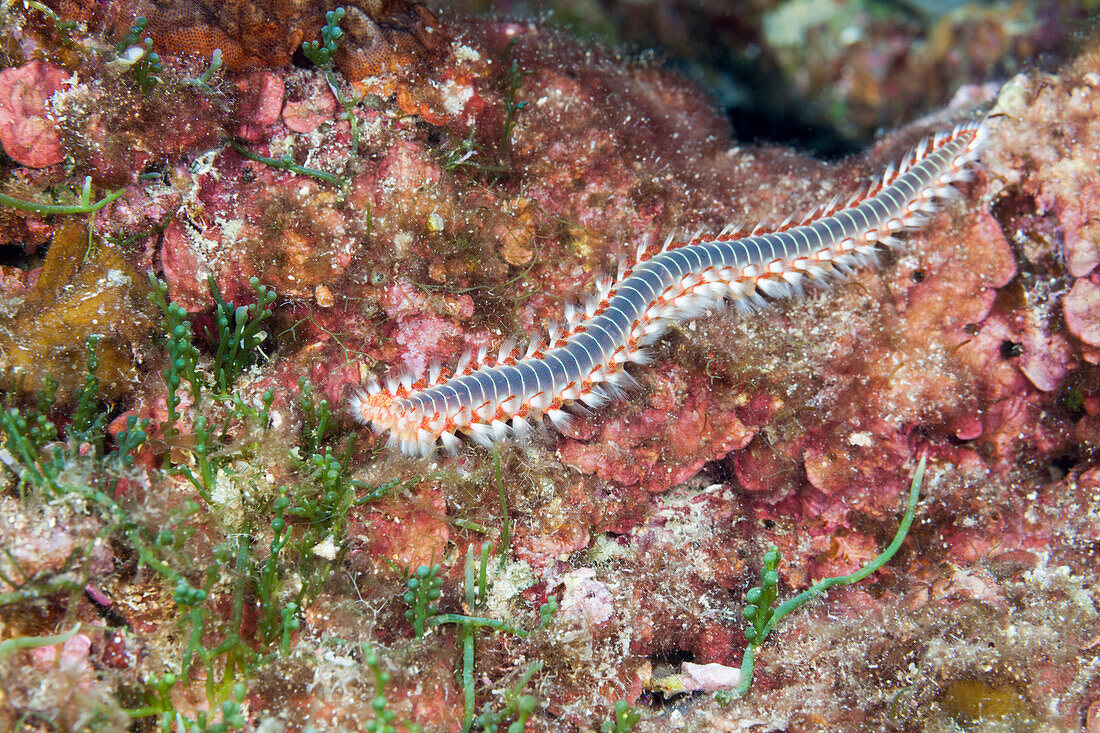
[347,391,367,423]
[469,423,495,447]
[455,350,472,374]
[525,335,544,358]
[578,386,609,409]
[440,430,461,454]
[546,409,572,431]
[600,377,629,399]
[497,337,515,364]
[511,416,531,441]
[756,278,790,298]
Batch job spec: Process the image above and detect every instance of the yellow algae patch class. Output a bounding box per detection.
[0,223,156,400]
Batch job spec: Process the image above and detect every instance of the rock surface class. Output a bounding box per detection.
[0,3,1098,732]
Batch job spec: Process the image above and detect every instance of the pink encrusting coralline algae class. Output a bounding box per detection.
[352,120,989,457]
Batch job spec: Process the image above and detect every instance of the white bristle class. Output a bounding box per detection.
[546,409,571,431]
[525,335,544,358]
[440,430,461,454]
[455,350,472,374]
[511,416,531,441]
[497,337,515,364]
[469,423,495,447]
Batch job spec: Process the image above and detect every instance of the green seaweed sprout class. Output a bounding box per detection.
[69,337,108,446]
[0,338,149,498]
[229,140,346,187]
[176,414,217,502]
[734,454,927,697]
[0,361,176,619]
[113,17,146,54]
[360,649,406,733]
[471,661,542,733]
[297,376,334,455]
[437,41,530,175]
[133,673,246,733]
[125,453,373,731]
[147,275,201,462]
[436,130,510,176]
[493,448,512,563]
[500,42,532,155]
[115,17,162,95]
[0,379,64,495]
[302,7,364,157]
[147,274,277,494]
[110,414,149,495]
[289,447,358,536]
[404,564,443,638]
[0,622,82,659]
[188,49,225,96]
[229,388,275,432]
[409,542,558,731]
[227,9,351,182]
[301,7,344,68]
[440,131,484,172]
[206,274,276,393]
[600,700,641,733]
[132,438,388,727]
[0,176,125,216]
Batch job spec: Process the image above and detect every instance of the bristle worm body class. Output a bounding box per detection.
[352,120,988,457]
